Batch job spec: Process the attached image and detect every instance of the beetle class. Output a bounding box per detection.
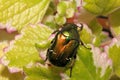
[45,23,87,77]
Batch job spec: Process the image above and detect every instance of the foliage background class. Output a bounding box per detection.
[0,0,120,80]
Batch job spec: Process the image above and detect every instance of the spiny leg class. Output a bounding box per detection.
[77,23,83,31]
[69,55,76,77]
[80,39,91,49]
[70,67,73,77]
[45,49,50,62]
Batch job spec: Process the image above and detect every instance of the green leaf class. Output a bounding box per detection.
[87,18,104,46]
[24,65,61,80]
[69,47,96,80]
[55,14,66,25]
[80,24,93,44]
[55,0,76,25]
[69,46,112,80]
[57,1,76,18]
[0,0,50,30]
[57,1,68,16]
[109,40,120,77]
[94,33,108,47]
[109,9,120,35]
[88,18,102,35]
[83,0,120,15]
[4,24,53,68]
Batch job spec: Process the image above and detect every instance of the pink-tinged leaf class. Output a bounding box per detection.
[108,38,120,77]
[2,24,52,68]
[92,46,112,77]
[0,23,17,33]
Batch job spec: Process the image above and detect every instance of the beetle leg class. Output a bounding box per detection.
[45,49,55,61]
[68,56,76,77]
[77,23,83,31]
[79,23,83,31]
[66,58,73,77]
[70,66,73,77]
[80,39,91,49]
[45,49,50,62]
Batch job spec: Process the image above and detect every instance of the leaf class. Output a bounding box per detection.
[79,24,93,44]
[57,1,68,16]
[88,18,107,46]
[69,47,96,80]
[108,39,120,77]
[88,18,102,35]
[24,64,61,80]
[69,46,112,80]
[57,1,76,18]
[0,64,24,80]
[55,1,76,25]
[3,24,53,68]
[0,0,50,30]
[83,0,120,15]
[55,14,66,25]
[109,9,120,35]
[15,24,112,80]
[0,41,8,58]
